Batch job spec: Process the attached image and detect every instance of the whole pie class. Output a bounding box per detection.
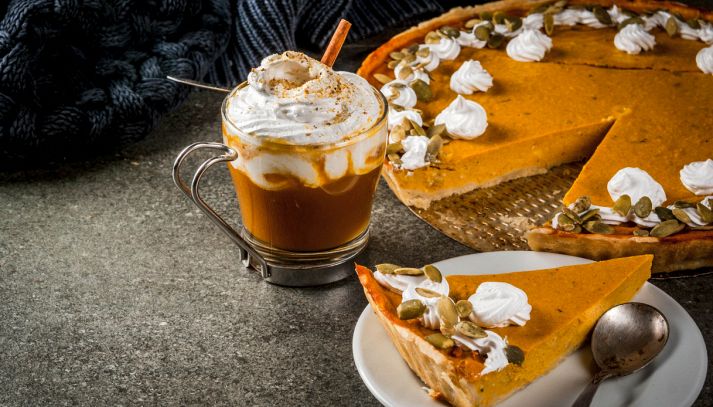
[356,255,652,407]
[357,0,713,273]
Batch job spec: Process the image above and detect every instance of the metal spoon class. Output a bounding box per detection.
[572,302,669,407]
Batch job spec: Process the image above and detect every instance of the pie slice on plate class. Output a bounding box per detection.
[355,254,652,407]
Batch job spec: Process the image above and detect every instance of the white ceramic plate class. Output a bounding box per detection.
[353,251,707,407]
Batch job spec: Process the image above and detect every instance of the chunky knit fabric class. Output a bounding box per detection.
[0,0,458,166]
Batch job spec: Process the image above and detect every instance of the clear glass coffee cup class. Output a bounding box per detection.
[173,75,387,286]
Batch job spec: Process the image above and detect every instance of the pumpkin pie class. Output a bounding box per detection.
[355,254,652,407]
[357,0,713,272]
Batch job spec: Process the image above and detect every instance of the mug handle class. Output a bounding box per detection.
[172,142,270,278]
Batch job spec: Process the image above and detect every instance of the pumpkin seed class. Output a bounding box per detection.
[427,123,446,139]
[618,16,644,30]
[402,53,416,64]
[389,126,406,142]
[612,194,632,217]
[593,5,612,25]
[556,213,575,228]
[692,225,713,231]
[671,208,692,224]
[673,200,694,209]
[505,16,522,32]
[633,196,653,218]
[493,11,506,24]
[633,229,650,237]
[562,206,583,224]
[426,135,443,160]
[397,299,427,320]
[423,264,443,283]
[544,12,555,35]
[411,79,433,102]
[487,33,505,48]
[583,220,614,234]
[386,88,401,102]
[650,219,685,237]
[465,18,482,29]
[386,142,403,155]
[397,65,413,80]
[654,206,675,221]
[389,51,405,61]
[665,16,678,36]
[425,333,455,350]
[506,345,525,365]
[407,120,425,137]
[455,300,473,318]
[387,60,398,69]
[375,263,401,274]
[415,287,442,298]
[455,320,487,339]
[405,44,419,54]
[439,26,460,38]
[416,47,431,58]
[580,208,601,222]
[480,11,493,21]
[437,297,459,327]
[388,153,402,165]
[687,19,701,29]
[394,267,424,276]
[571,196,591,213]
[697,202,713,224]
[474,24,492,41]
[373,73,392,84]
[425,31,442,44]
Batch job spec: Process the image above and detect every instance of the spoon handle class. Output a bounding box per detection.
[572,371,613,407]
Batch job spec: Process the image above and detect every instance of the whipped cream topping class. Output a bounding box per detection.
[696,46,713,74]
[414,45,441,71]
[402,278,451,330]
[457,30,487,48]
[493,23,523,38]
[435,95,488,139]
[451,330,510,375]
[506,29,553,62]
[670,196,713,226]
[426,37,461,60]
[614,23,656,54]
[227,51,380,145]
[395,63,430,84]
[523,13,544,30]
[554,9,580,26]
[608,167,667,208]
[400,135,431,171]
[373,271,426,293]
[387,107,422,130]
[381,80,417,108]
[550,203,628,229]
[608,5,630,25]
[577,9,608,28]
[450,60,493,95]
[680,159,713,195]
[468,282,531,328]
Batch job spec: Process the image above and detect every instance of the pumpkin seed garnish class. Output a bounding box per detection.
[665,16,678,36]
[395,267,425,276]
[480,11,493,21]
[415,287,442,298]
[387,60,399,69]
[562,206,583,224]
[583,220,614,234]
[671,208,692,224]
[386,142,403,155]
[425,31,442,44]
[696,202,713,224]
[505,16,522,32]
[692,225,713,231]
[397,299,427,320]
[389,51,405,61]
[405,44,419,54]
[544,12,555,35]
[426,135,443,160]
[618,16,644,30]
[580,208,601,222]
[593,5,612,25]
[437,297,459,327]
[654,206,675,221]
[373,73,393,84]
[612,194,632,217]
[423,264,443,283]
[455,300,473,318]
[455,320,487,339]
[465,18,482,29]
[633,196,653,218]
[388,153,402,165]
[633,229,650,237]
[375,263,401,274]
[408,121,426,138]
[571,196,592,213]
[686,19,701,29]
[506,345,525,365]
[487,33,505,48]
[411,79,433,102]
[673,200,694,209]
[397,65,413,81]
[556,213,575,228]
[492,11,506,25]
[474,24,492,41]
[427,123,446,139]
[425,333,455,350]
[439,26,460,38]
[650,219,685,238]
[416,47,431,58]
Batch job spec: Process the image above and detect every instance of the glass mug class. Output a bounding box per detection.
[173,81,387,286]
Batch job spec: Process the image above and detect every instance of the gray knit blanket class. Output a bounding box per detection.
[0,0,458,167]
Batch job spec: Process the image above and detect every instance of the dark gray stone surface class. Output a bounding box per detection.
[1,39,711,407]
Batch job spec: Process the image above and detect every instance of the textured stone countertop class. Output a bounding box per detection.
[2,39,712,406]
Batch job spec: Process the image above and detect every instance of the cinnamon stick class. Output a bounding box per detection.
[321,19,352,67]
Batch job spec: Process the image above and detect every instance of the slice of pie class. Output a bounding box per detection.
[357,0,713,272]
[356,255,652,407]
